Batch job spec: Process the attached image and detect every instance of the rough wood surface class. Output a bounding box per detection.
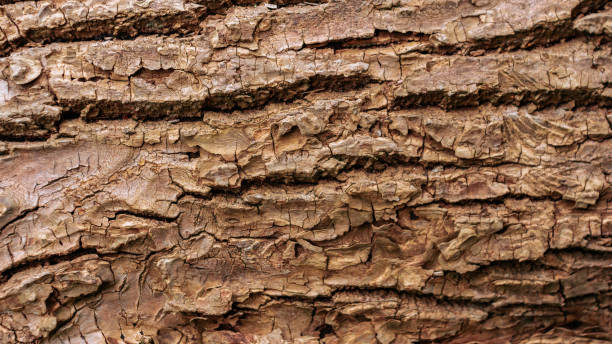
[0,0,611,343]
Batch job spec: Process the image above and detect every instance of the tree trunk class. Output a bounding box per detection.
[0,0,611,343]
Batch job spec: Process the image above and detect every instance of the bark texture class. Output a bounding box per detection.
[0,0,611,343]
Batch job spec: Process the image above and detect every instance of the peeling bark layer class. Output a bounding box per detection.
[0,0,611,343]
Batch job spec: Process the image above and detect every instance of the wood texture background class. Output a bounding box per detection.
[0,0,611,343]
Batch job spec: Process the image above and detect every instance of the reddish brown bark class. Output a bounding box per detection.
[0,0,611,343]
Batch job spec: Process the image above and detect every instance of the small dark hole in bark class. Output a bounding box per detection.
[316,324,334,339]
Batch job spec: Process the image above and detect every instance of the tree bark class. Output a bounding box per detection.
[0,0,611,343]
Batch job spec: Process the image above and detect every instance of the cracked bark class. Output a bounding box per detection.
[0,0,611,343]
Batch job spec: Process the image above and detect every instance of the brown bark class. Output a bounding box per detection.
[0,0,611,343]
